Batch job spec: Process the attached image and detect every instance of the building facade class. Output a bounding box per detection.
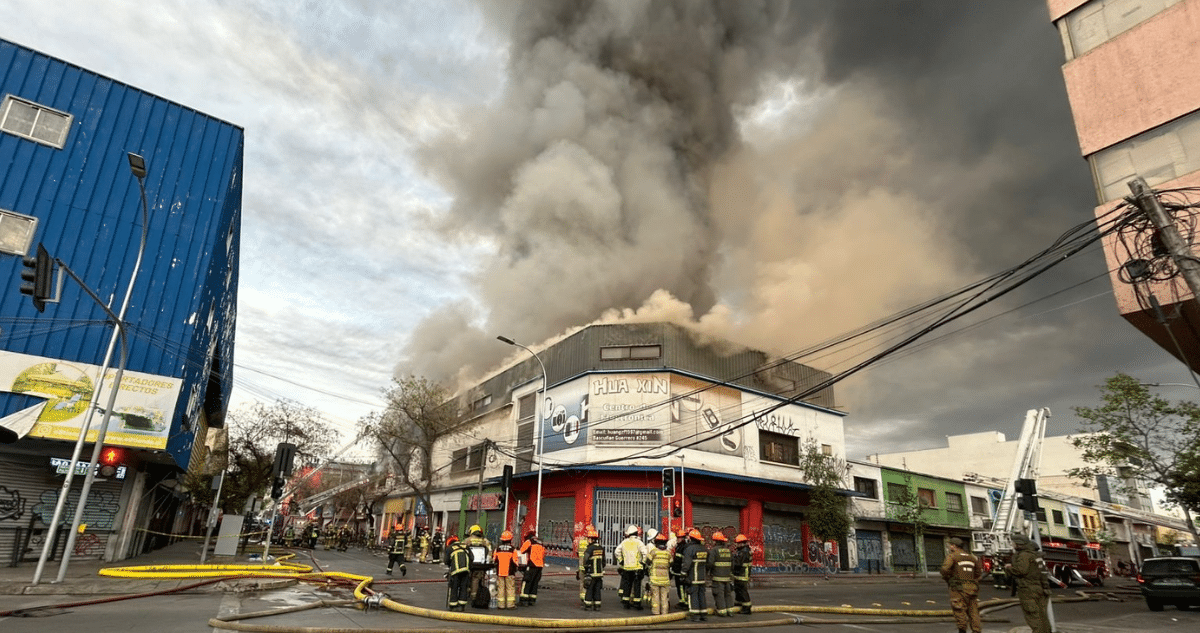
[1047,0,1200,366]
[0,39,241,563]
[384,322,849,571]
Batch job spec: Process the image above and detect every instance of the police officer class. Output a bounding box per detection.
[444,535,472,611]
[647,531,673,615]
[1006,533,1052,633]
[615,524,647,609]
[708,531,734,617]
[518,531,545,606]
[731,534,753,614]
[940,537,982,633]
[464,524,493,602]
[681,529,709,622]
[385,528,408,576]
[582,527,605,610]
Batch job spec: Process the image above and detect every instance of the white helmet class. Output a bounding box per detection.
[625,524,639,537]
[645,528,658,542]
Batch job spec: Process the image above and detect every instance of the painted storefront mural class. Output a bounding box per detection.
[0,350,182,450]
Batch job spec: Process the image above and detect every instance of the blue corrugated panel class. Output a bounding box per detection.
[0,39,242,468]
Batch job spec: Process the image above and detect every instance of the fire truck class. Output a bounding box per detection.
[1041,541,1108,586]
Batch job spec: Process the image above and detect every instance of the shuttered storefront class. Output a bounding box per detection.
[0,451,127,564]
[761,509,805,567]
[594,489,658,554]
[689,499,741,535]
[537,495,575,557]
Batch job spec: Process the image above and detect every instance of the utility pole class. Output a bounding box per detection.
[475,440,491,525]
[1128,177,1200,300]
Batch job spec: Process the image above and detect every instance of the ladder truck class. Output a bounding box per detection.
[970,408,1108,589]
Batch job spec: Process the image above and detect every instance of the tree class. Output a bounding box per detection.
[361,376,460,527]
[798,438,852,575]
[1070,373,1200,544]
[186,400,339,514]
[887,474,930,576]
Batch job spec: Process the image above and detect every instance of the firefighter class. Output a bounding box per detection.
[444,535,472,611]
[418,527,431,563]
[576,524,594,607]
[494,530,519,609]
[431,527,445,561]
[582,526,605,610]
[681,528,709,622]
[615,524,647,609]
[647,531,673,614]
[670,528,690,609]
[464,524,493,602]
[385,527,408,576]
[519,531,545,606]
[732,533,753,614]
[708,531,734,617]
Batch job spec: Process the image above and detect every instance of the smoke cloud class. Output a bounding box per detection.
[400,1,1141,453]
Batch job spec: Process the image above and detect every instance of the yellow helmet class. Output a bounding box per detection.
[469,524,482,535]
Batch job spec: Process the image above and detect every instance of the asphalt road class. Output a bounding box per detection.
[0,545,1195,633]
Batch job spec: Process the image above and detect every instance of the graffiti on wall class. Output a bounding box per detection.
[31,488,120,529]
[0,485,26,521]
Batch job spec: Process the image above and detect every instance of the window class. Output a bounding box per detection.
[853,477,878,499]
[917,488,937,508]
[1091,110,1200,202]
[759,430,799,466]
[1052,509,1065,525]
[821,443,832,456]
[0,208,38,255]
[1064,0,1181,58]
[886,482,909,503]
[450,442,487,473]
[600,344,661,360]
[970,496,990,516]
[945,492,964,513]
[518,393,536,420]
[470,394,492,411]
[0,95,72,148]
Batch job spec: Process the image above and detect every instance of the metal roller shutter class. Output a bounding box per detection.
[762,510,805,566]
[690,503,740,535]
[537,496,575,556]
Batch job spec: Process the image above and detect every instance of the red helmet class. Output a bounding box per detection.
[446,535,459,545]
[735,534,749,543]
[712,531,727,542]
[654,531,668,542]
[676,529,688,538]
[501,530,513,541]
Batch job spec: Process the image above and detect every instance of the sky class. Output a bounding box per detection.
[3,0,1194,462]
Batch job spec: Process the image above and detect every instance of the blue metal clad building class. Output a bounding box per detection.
[0,36,240,558]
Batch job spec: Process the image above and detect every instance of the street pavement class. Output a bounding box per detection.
[0,541,1190,633]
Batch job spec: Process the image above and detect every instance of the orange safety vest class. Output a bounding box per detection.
[520,540,546,568]
[494,543,518,577]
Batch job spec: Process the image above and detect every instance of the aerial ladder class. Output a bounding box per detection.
[972,407,1050,558]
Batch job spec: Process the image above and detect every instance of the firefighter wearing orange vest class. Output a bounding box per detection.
[518,531,545,606]
[493,530,519,609]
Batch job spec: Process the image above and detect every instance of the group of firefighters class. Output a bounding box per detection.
[281,523,371,551]
[579,525,753,621]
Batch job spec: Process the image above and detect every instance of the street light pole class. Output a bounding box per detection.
[497,336,548,536]
[33,152,151,585]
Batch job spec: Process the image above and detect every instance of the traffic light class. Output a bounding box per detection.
[19,243,53,312]
[1015,478,1040,513]
[270,476,285,500]
[662,467,676,498]
[271,442,297,479]
[98,445,126,478]
[502,464,513,494]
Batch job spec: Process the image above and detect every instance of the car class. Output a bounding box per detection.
[1137,557,1200,611]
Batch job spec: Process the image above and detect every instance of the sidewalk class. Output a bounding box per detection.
[0,539,284,595]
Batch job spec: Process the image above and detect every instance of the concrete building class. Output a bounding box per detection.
[0,39,241,563]
[383,322,849,570]
[1047,0,1200,366]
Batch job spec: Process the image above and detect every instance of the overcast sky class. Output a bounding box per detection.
[3,0,1193,461]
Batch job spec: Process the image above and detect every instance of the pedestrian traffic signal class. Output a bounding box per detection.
[19,243,53,312]
[662,467,676,498]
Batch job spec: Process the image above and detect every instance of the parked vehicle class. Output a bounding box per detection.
[1137,557,1200,611]
[1041,542,1108,586]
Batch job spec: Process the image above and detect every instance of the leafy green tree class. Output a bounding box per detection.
[186,400,339,515]
[361,376,459,523]
[798,438,851,574]
[1070,373,1200,544]
[887,474,930,575]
